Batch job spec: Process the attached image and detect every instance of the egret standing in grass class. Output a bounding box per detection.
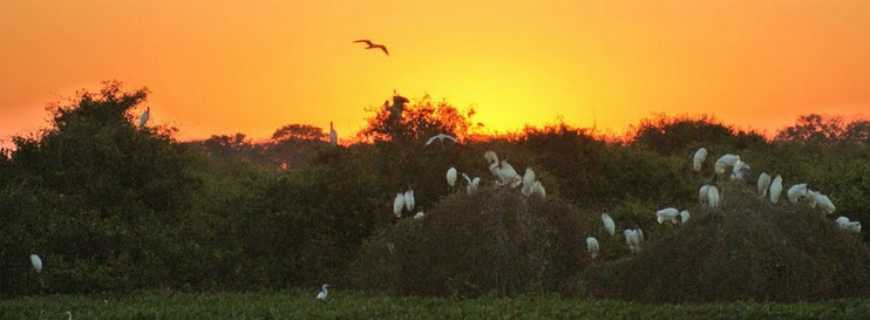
[446,167,458,188]
[393,193,405,218]
[404,189,415,212]
[787,183,808,204]
[679,210,690,224]
[769,175,783,204]
[757,172,772,197]
[835,216,862,233]
[586,237,600,259]
[462,173,480,195]
[699,185,711,206]
[316,284,330,301]
[521,168,537,196]
[656,208,680,224]
[30,254,43,273]
[530,181,546,198]
[601,213,616,236]
[693,147,708,172]
[714,154,740,175]
[707,185,721,209]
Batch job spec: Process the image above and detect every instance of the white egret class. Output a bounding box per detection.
[404,189,415,212]
[521,168,537,196]
[730,159,751,181]
[484,150,499,166]
[707,185,721,209]
[462,173,481,195]
[714,154,740,175]
[699,185,711,206]
[413,211,425,220]
[316,284,330,301]
[425,133,458,146]
[693,147,708,172]
[138,107,150,127]
[393,193,405,218]
[836,216,862,233]
[624,229,643,253]
[769,175,783,204]
[446,167,458,188]
[530,181,546,198]
[30,254,43,273]
[679,210,690,224]
[757,172,772,197]
[656,208,680,224]
[814,193,836,214]
[498,159,522,188]
[586,237,600,259]
[601,213,616,236]
[787,183,808,204]
[328,122,338,146]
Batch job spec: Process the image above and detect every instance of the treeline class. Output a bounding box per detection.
[1,82,868,296]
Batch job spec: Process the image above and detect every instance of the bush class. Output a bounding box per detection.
[582,182,870,302]
[352,188,592,296]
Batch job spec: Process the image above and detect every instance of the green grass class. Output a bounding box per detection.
[1,291,869,319]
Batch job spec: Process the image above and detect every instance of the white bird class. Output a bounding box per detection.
[787,183,808,204]
[813,193,836,214]
[679,210,690,224]
[498,159,522,188]
[30,254,42,273]
[316,284,330,301]
[393,193,405,218]
[730,159,751,181]
[624,229,643,253]
[138,107,150,127]
[65,311,72,320]
[601,213,616,236]
[693,147,708,172]
[425,133,458,146]
[714,154,740,175]
[757,172,772,197]
[484,150,499,166]
[328,122,338,146]
[462,173,480,195]
[446,167,458,188]
[835,216,862,233]
[586,237,600,259]
[769,175,783,204]
[656,208,680,224]
[521,168,537,196]
[707,185,721,209]
[413,211,425,220]
[404,189,415,212]
[530,181,546,198]
[699,185,711,206]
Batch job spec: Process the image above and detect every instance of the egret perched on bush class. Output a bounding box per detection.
[656,208,680,224]
[328,122,338,146]
[679,210,690,224]
[30,254,43,273]
[624,229,644,253]
[393,193,405,218]
[787,183,808,204]
[813,192,836,214]
[707,185,721,209]
[699,185,711,206]
[414,211,425,220]
[730,159,751,181]
[693,147,708,172]
[484,150,499,166]
[404,189,415,212]
[714,154,740,175]
[601,213,616,236]
[835,216,862,233]
[425,133,458,146]
[757,172,772,197]
[498,159,522,188]
[446,167,458,188]
[138,106,150,128]
[316,284,330,301]
[586,237,600,259]
[521,168,537,196]
[769,175,783,204]
[462,173,481,195]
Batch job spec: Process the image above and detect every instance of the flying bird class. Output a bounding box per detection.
[425,133,458,146]
[353,39,389,55]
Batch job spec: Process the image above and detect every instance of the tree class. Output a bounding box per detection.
[271,124,326,142]
[775,114,846,144]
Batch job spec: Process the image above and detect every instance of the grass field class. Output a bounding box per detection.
[1,291,869,320]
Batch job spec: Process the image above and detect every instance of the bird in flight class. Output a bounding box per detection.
[425,133,458,146]
[353,39,389,56]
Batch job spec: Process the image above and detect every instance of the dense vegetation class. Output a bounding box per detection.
[2,291,870,320]
[1,82,869,303]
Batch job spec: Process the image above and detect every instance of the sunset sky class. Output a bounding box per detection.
[1,0,869,144]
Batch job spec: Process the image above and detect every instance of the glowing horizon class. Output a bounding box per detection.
[2,0,869,144]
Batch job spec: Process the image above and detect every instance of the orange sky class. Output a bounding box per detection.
[1,0,869,144]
